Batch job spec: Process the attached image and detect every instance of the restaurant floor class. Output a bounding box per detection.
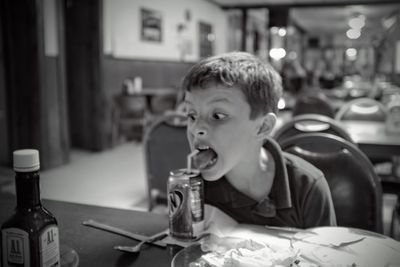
[0,141,397,236]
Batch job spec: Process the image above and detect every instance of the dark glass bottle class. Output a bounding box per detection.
[1,149,60,267]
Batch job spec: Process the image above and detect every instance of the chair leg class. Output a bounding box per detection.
[390,195,400,240]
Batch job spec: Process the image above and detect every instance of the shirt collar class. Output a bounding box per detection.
[206,138,292,215]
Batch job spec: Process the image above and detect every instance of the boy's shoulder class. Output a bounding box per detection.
[282,152,324,182]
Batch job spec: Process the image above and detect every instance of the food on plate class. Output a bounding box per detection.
[188,234,305,267]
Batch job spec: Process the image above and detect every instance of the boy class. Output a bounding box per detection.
[182,52,336,228]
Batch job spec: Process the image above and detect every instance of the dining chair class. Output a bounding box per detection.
[280,133,383,234]
[292,91,335,118]
[335,97,388,122]
[113,94,148,141]
[143,112,190,211]
[273,114,353,153]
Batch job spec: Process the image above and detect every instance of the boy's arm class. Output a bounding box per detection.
[303,176,337,228]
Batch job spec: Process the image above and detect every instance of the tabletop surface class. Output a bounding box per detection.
[0,193,173,267]
[2,193,400,266]
[341,120,400,146]
[141,88,177,95]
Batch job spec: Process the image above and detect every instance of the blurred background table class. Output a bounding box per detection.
[341,120,400,194]
[341,120,400,159]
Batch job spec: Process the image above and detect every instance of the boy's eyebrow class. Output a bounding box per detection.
[183,98,231,105]
[209,97,231,104]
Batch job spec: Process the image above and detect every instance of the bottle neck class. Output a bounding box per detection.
[15,171,42,208]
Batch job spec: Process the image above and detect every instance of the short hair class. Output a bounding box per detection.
[182,52,282,118]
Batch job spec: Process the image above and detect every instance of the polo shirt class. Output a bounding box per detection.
[204,138,337,229]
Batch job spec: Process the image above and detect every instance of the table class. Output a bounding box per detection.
[2,194,400,266]
[341,120,400,159]
[140,88,177,96]
[140,88,178,113]
[0,193,173,267]
[334,121,400,193]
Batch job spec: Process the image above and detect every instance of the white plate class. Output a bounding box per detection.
[171,235,311,267]
[292,226,400,267]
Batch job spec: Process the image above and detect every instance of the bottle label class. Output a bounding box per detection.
[2,228,30,267]
[39,226,60,267]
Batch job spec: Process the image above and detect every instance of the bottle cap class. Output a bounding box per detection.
[13,149,40,172]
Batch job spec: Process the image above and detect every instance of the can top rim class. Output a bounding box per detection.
[170,168,200,178]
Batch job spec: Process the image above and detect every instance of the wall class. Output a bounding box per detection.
[0,10,9,166]
[100,0,229,149]
[103,0,228,61]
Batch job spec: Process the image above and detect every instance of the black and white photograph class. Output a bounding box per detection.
[1,0,400,266]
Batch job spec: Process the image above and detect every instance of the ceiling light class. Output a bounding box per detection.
[346,28,361,39]
[269,48,286,60]
[278,28,287,37]
[270,27,279,34]
[278,98,286,110]
[346,48,357,61]
[348,16,365,29]
[288,51,297,60]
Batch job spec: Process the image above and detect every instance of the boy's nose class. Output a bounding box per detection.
[190,119,208,137]
[195,128,207,136]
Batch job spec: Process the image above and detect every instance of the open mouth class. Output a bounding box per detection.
[192,145,218,170]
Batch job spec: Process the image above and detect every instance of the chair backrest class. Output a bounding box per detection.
[335,97,388,122]
[280,133,383,233]
[292,92,335,118]
[273,114,353,152]
[143,112,190,210]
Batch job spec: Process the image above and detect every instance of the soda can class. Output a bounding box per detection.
[168,168,204,241]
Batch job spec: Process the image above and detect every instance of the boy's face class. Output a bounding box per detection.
[184,84,264,181]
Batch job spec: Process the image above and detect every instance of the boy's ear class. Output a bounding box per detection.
[256,113,277,139]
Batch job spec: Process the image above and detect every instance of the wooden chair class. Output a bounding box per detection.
[113,94,148,141]
[143,112,190,211]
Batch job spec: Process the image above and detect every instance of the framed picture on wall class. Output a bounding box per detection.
[141,8,162,42]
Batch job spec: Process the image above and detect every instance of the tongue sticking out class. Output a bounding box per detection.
[193,149,217,169]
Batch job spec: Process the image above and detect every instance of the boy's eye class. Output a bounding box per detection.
[187,113,196,121]
[212,113,227,120]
